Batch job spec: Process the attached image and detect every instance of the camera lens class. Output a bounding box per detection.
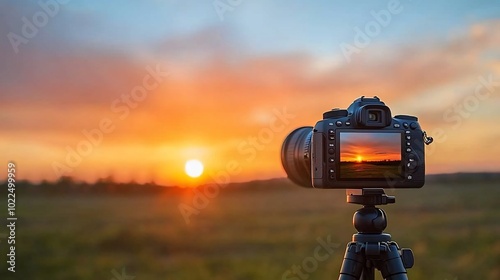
[281,127,313,188]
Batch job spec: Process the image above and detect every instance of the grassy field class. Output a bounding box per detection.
[340,161,401,178]
[0,178,498,279]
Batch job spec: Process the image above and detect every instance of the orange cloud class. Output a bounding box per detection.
[1,19,499,185]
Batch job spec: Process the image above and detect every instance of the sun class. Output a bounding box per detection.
[356,155,363,163]
[185,159,204,178]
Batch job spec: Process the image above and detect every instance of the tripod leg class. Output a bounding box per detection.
[339,242,365,280]
[379,242,409,280]
[360,267,375,280]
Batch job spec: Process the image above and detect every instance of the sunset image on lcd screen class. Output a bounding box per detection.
[356,155,363,163]
[184,159,204,178]
[339,132,401,179]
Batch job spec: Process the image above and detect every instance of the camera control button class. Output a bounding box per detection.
[328,129,334,134]
[394,123,401,128]
[329,136,335,140]
[406,135,411,140]
[405,130,411,134]
[336,121,342,127]
[403,122,409,128]
[410,122,418,129]
[406,148,412,153]
[328,148,335,155]
[406,142,411,146]
[329,169,335,179]
[407,175,413,180]
[329,157,335,163]
[345,121,351,126]
[407,161,417,170]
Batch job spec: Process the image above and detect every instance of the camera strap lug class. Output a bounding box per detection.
[423,131,434,145]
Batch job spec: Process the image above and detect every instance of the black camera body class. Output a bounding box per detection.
[281,96,426,189]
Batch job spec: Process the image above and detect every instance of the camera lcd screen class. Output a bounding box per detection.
[339,132,402,179]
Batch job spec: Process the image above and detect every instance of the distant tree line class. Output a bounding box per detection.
[0,176,171,195]
[1,172,499,195]
[341,160,400,165]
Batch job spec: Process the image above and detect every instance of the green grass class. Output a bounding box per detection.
[340,161,400,178]
[0,180,498,279]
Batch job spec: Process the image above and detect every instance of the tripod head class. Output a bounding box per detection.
[346,188,394,234]
[346,188,395,206]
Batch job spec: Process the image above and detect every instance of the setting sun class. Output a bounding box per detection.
[356,155,363,163]
[185,159,204,178]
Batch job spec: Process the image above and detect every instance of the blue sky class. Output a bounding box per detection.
[4,0,500,55]
[14,0,499,56]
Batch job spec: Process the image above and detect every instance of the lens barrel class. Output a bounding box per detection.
[280,126,313,188]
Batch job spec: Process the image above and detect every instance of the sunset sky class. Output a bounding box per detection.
[340,133,401,162]
[1,1,500,186]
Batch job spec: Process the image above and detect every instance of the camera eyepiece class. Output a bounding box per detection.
[347,97,392,128]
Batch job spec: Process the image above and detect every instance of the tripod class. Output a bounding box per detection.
[338,189,414,280]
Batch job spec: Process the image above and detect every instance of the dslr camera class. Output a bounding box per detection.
[281,96,431,189]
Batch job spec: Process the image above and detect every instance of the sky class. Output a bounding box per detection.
[1,0,500,186]
[340,133,401,162]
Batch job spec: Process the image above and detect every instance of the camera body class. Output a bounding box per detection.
[281,96,426,189]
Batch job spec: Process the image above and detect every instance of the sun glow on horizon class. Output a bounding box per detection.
[184,159,204,178]
[356,155,363,163]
